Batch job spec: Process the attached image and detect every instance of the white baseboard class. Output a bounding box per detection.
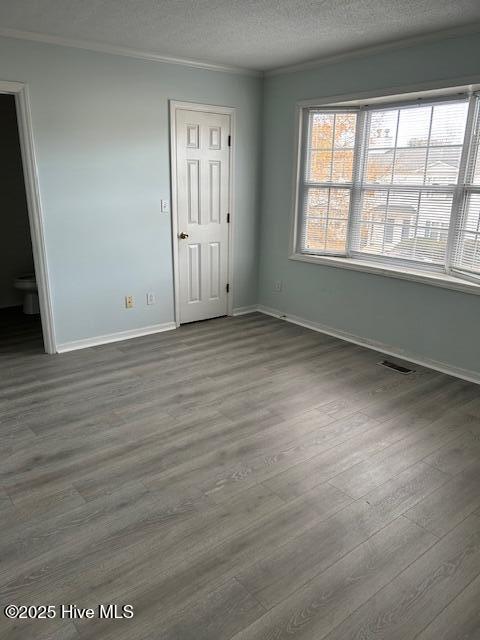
[54,304,480,385]
[232,305,260,316]
[56,321,176,353]
[256,304,480,386]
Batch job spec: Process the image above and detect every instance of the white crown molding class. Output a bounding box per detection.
[0,28,262,77]
[2,24,480,79]
[56,321,176,353]
[256,305,480,386]
[266,23,480,77]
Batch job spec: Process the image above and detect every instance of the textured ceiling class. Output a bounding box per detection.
[0,0,479,72]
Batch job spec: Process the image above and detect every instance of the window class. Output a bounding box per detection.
[294,91,480,285]
[300,110,357,255]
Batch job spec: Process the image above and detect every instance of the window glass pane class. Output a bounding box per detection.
[305,187,329,217]
[331,149,354,183]
[328,188,350,218]
[310,113,334,148]
[364,100,468,189]
[367,110,397,148]
[359,189,388,224]
[304,218,327,252]
[455,232,480,272]
[430,102,468,145]
[303,187,350,253]
[365,150,393,184]
[425,147,462,185]
[354,189,453,264]
[396,106,431,147]
[465,98,480,187]
[462,193,480,233]
[325,221,348,253]
[308,150,332,182]
[454,193,480,273]
[307,111,357,184]
[305,187,350,221]
[392,148,427,184]
[333,113,357,148]
[416,193,452,265]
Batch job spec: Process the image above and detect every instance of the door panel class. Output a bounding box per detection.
[188,243,201,303]
[187,160,200,224]
[208,161,221,223]
[175,108,230,323]
[208,242,220,300]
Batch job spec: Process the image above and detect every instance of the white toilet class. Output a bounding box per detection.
[13,273,39,315]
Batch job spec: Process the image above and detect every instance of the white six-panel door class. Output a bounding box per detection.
[174,107,231,323]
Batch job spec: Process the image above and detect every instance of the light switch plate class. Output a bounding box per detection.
[161,200,169,213]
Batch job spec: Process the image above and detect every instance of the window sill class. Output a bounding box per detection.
[289,252,480,296]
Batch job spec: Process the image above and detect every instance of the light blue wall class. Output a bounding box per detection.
[259,32,480,376]
[2,32,480,372]
[0,37,262,345]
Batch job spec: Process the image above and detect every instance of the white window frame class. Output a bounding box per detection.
[290,81,480,296]
[296,106,361,257]
[449,95,480,283]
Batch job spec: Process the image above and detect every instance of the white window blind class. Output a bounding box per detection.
[295,92,480,283]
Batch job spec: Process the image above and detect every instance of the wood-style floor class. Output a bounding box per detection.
[1,308,480,640]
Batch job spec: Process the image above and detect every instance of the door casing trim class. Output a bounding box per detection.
[169,100,236,326]
[0,80,56,353]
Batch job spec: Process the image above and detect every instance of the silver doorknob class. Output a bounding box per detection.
[178,232,189,239]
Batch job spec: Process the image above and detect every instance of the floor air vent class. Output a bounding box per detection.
[378,360,415,375]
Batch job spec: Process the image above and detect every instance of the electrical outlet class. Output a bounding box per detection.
[161,200,169,213]
[125,295,134,309]
[146,292,156,305]
[273,280,283,292]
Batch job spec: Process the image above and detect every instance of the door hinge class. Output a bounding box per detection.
[226,283,230,293]
[227,213,230,223]
[228,135,231,147]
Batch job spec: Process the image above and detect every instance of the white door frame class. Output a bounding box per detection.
[0,80,56,353]
[169,100,235,326]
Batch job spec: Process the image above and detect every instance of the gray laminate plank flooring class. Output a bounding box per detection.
[1,308,480,640]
